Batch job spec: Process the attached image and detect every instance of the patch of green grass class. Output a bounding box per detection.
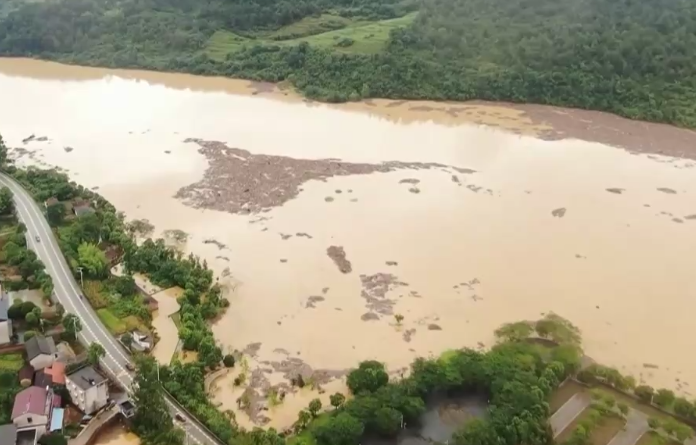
[287,411,332,445]
[83,280,109,309]
[97,308,126,335]
[254,14,353,40]
[0,353,24,372]
[205,12,417,60]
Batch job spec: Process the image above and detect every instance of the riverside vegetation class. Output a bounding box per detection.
[1,0,696,127]
[0,133,231,445]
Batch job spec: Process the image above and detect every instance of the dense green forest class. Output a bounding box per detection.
[1,0,696,127]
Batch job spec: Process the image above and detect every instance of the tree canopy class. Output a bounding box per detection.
[1,0,695,127]
[78,242,109,277]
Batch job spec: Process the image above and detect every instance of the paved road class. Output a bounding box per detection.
[550,392,592,438]
[606,409,648,445]
[0,174,223,445]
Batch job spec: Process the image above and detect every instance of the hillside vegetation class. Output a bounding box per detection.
[1,0,696,127]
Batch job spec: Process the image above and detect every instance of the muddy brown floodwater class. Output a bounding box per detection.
[2,58,696,429]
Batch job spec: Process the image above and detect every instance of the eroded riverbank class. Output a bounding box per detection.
[2,57,696,429]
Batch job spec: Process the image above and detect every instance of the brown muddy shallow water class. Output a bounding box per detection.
[2,58,696,428]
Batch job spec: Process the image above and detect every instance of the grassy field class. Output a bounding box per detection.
[0,353,24,372]
[97,308,126,334]
[97,308,148,335]
[205,12,417,60]
[251,14,353,40]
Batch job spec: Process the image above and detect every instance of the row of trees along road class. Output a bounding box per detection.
[0,133,232,444]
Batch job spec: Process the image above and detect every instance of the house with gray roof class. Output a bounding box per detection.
[25,335,57,371]
[66,366,109,415]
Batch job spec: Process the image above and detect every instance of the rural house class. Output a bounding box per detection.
[72,204,95,217]
[43,197,59,208]
[11,386,51,436]
[66,366,109,415]
[25,335,57,371]
[18,366,34,388]
[43,362,66,385]
[0,291,12,346]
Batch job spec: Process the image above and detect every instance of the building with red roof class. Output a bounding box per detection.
[11,386,51,436]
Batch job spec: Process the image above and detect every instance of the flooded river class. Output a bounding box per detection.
[2,58,696,428]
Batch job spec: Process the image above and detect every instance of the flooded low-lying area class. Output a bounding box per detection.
[92,423,140,445]
[363,394,488,445]
[2,58,696,428]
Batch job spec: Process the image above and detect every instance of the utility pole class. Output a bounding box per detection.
[71,315,80,339]
[77,267,84,288]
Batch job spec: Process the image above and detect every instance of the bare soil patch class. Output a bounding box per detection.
[483,101,696,160]
[175,139,475,214]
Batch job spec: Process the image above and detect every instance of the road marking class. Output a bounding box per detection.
[0,175,219,445]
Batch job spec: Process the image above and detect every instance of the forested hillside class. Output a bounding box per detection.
[1,0,696,127]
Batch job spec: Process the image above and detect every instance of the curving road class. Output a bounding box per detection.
[0,174,223,445]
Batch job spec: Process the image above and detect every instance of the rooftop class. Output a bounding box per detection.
[33,370,52,388]
[50,407,64,432]
[18,365,34,383]
[25,335,56,360]
[0,424,17,445]
[0,293,8,320]
[67,366,108,390]
[11,386,48,419]
[73,205,95,217]
[45,362,66,385]
[0,322,9,345]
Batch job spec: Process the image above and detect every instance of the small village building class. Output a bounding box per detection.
[43,197,59,208]
[32,370,52,389]
[18,366,34,388]
[0,290,12,345]
[11,386,51,436]
[44,362,66,386]
[25,335,57,371]
[72,204,95,217]
[65,366,109,415]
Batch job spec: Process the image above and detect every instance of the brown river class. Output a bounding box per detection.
[2,58,696,431]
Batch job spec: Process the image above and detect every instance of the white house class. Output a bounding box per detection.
[66,366,109,415]
[25,335,57,371]
[0,289,12,345]
[11,386,51,437]
[0,296,12,345]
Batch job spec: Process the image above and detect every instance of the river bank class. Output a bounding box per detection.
[2,57,696,429]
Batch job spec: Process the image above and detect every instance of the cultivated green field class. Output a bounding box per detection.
[0,353,24,372]
[205,12,417,60]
